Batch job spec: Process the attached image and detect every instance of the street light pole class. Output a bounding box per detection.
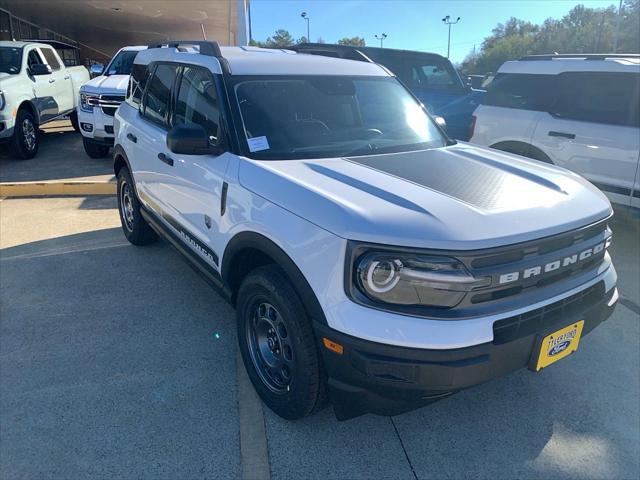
[301,12,310,42]
[442,15,461,58]
[375,33,387,48]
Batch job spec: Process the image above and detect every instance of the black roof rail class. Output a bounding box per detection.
[520,53,640,61]
[148,40,223,58]
[290,43,374,63]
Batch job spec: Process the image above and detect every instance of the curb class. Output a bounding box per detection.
[0,180,116,197]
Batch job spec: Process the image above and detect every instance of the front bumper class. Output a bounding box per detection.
[0,113,14,140]
[78,107,114,142]
[316,281,618,420]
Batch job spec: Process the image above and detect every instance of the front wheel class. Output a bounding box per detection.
[82,136,110,159]
[237,265,327,420]
[10,109,39,159]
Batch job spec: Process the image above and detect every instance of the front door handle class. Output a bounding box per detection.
[548,131,575,139]
[48,78,55,83]
[126,133,137,143]
[158,152,174,166]
[64,75,70,80]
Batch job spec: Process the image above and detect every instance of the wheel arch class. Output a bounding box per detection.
[489,140,554,164]
[16,100,39,125]
[222,231,328,326]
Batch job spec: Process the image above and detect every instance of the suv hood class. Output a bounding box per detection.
[238,143,612,250]
[82,74,129,93]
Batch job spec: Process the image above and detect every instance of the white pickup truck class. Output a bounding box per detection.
[0,41,89,159]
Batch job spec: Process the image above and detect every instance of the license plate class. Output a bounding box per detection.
[532,320,584,371]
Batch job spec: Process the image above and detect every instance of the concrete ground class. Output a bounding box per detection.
[0,129,638,479]
[1,195,637,480]
[0,120,113,183]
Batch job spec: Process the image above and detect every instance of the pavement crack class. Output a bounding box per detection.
[390,416,419,480]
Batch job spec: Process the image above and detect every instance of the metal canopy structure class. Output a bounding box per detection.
[0,0,250,59]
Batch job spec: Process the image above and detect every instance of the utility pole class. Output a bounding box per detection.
[613,0,623,52]
[301,12,310,42]
[375,33,387,48]
[442,15,461,58]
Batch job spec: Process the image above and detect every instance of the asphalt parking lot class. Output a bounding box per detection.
[1,132,639,479]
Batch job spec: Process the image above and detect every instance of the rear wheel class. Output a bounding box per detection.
[237,265,327,420]
[83,136,110,159]
[10,109,38,159]
[116,167,157,246]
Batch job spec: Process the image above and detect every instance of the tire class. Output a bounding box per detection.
[69,111,80,132]
[83,136,110,159]
[9,109,39,159]
[237,265,327,420]
[116,167,157,246]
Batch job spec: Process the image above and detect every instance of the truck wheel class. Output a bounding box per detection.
[237,265,327,420]
[116,167,157,246]
[10,110,39,159]
[82,137,110,159]
[69,111,80,132]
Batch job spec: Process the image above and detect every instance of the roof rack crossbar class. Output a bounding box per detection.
[519,53,640,61]
[148,40,223,58]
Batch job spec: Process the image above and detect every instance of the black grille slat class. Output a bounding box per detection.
[99,95,125,117]
[492,282,605,344]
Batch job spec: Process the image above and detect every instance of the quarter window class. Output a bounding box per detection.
[553,72,639,127]
[39,48,60,71]
[484,73,556,111]
[174,66,221,143]
[142,63,178,127]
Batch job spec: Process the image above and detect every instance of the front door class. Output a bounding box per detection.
[25,48,58,122]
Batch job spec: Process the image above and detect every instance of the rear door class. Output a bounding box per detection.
[134,63,180,216]
[38,46,73,114]
[531,71,640,206]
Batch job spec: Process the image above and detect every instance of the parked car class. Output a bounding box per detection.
[114,42,617,420]
[77,45,146,158]
[0,40,89,159]
[470,54,640,208]
[292,43,484,140]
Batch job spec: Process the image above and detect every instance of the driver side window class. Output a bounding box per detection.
[27,49,43,69]
[174,66,221,145]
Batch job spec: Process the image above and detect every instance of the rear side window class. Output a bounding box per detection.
[484,73,556,111]
[553,72,640,127]
[39,47,60,71]
[127,63,151,107]
[174,66,221,144]
[142,64,178,128]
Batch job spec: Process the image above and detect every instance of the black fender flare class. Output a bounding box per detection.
[490,141,554,164]
[222,231,328,326]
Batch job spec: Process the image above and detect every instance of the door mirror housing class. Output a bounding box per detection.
[90,63,104,78]
[29,64,52,76]
[167,123,222,155]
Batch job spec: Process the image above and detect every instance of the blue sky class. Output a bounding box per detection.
[250,0,618,63]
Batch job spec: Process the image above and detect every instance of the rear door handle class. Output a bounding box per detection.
[548,131,575,139]
[126,133,137,143]
[158,152,174,166]
[64,75,70,80]
[48,78,55,83]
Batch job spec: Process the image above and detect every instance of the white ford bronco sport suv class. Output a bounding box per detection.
[78,46,146,158]
[113,42,618,420]
[470,54,640,208]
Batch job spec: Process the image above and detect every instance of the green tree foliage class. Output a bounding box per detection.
[337,36,366,47]
[461,1,639,74]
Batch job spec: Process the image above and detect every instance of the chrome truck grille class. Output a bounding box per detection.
[99,95,125,117]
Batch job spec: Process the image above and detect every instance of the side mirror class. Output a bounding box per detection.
[167,123,218,155]
[434,115,447,131]
[90,63,104,78]
[29,64,52,76]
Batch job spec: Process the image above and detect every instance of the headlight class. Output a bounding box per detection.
[0,91,5,110]
[352,250,490,309]
[80,91,100,112]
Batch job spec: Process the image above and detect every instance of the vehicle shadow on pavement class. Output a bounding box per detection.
[0,121,113,183]
[0,228,241,479]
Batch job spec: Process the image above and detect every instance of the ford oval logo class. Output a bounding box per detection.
[549,341,570,356]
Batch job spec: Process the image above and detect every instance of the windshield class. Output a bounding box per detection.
[104,50,139,76]
[0,47,23,74]
[231,76,447,160]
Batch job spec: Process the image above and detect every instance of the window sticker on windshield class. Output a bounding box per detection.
[247,136,270,152]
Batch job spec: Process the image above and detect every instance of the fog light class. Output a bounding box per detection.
[81,123,93,132]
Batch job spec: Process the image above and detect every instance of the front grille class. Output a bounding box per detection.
[492,281,605,344]
[99,95,125,117]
